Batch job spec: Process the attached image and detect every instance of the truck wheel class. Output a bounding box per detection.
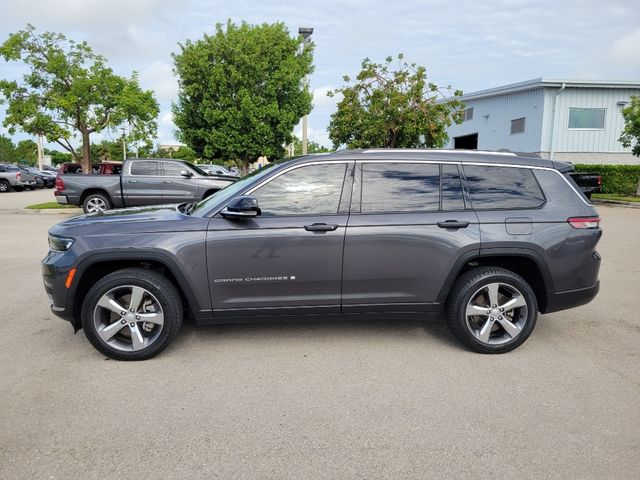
[81,268,183,361]
[83,193,111,214]
[446,267,538,354]
[0,180,10,192]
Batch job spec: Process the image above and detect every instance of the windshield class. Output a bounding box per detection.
[190,161,285,215]
[182,161,209,176]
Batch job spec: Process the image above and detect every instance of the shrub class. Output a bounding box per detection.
[574,164,640,195]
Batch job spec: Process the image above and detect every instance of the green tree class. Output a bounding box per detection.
[620,96,640,157]
[172,145,197,161]
[173,20,314,173]
[0,24,159,172]
[15,139,37,165]
[44,148,73,165]
[328,54,464,149]
[0,135,16,161]
[291,135,331,155]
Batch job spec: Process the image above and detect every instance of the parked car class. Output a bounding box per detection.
[26,167,55,189]
[35,169,57,188]
[0,164,36,191]
[199,164,239,178]
[58,162,123,175]
[43,149,602,360]
[54,158,237,213]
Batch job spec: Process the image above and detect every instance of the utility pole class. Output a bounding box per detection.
[36,135,44,170]
[120,125,127,161]
[298,27,313,156]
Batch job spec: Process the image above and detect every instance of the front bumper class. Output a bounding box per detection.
[42,249,76,325]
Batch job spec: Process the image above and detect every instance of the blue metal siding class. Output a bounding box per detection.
[542,87,637,153]
[445,89,544,152]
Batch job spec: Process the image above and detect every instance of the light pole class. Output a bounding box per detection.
[298,27,313,155]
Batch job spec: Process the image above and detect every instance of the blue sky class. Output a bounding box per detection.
[1,0,639,150]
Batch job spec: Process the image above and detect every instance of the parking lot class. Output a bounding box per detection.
[0,191,638,479]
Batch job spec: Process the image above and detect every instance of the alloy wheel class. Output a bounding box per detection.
[465,282,529,345]
[86,197,107,213]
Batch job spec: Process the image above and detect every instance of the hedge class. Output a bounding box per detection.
[574,164,640,195]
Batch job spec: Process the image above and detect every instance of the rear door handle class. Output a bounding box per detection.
[128,180,138,183]
[304,223,339,232]
[163,180,173,184]
[437,220,470,229]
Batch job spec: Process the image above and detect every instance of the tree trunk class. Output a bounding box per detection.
[81,129,91,173]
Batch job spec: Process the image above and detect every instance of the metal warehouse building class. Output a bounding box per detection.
[444,78,640,164]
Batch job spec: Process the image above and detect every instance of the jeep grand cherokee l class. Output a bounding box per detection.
[42,149,602,360]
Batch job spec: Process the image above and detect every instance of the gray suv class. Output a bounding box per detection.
[42,149,602,360]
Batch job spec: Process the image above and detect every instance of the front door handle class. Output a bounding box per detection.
[304,223,339,232]
[128,179,138,183]
[163,180,173,184]
[437,220,470,229]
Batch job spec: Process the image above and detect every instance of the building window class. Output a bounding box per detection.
[462,107,473,122]
[568,108,606,129]
[510,117,525,135]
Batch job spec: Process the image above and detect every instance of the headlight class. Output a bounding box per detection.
[48,235,74,252]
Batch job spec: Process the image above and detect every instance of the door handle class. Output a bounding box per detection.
[128,180,138,183]
[163,180,173,184]
[437,220,470,229]
[304,223,339,232]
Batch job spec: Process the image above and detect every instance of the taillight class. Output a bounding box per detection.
[16,172,21,181]
[568,216,600,229]
[597,175,602,186]
[55,175,65,192]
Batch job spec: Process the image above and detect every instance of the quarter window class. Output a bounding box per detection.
[463,165,545,209]
[568,108,605,129]
[361,163,440,213]
[252,163,347,216]
[130,161,159,176]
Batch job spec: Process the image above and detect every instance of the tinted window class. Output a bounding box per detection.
[253,163,347,216]
[361,163,440,213]
[162,162,187,176]
[441,164,465,210]
[130,161,158,176]
[463,165,545,209]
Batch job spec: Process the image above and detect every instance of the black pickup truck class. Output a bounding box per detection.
[568,171,602,199]
[55,158,237,213]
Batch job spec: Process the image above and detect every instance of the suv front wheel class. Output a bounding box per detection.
[446,267,538,353]
[81,268,183,360]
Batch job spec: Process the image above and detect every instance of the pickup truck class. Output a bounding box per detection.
[54,158,237,213]
[0,163,37,192]
[568,171,602,199]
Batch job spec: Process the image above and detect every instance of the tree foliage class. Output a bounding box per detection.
[619,96,640,157]
[0,135,17,162]
[0,24,159,172]
[291,135,331,155]
[172,20,314,171]
[15,139,38,165]
[328,54,464,149]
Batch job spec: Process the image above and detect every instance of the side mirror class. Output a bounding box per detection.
[180,169,192,178]
[221,196,261,219]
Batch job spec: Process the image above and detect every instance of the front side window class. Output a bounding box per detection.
[130,161,159,176]
[252,163,347,216]
[361,163,440,213]
[568,108,605,129]
[162,162,187,177]
[463,165,545,209]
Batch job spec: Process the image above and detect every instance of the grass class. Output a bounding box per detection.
[592,193,640,203]
[25,202,78,210]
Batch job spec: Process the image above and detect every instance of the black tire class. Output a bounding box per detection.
[0,180,10,193]
[82,192,111,214]
[81,268,183,360]
[446,267,538,354]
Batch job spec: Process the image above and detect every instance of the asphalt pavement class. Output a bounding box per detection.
[0,201,638,479]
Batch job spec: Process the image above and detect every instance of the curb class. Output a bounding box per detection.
[591,199,640,209]
[1,208,83,215]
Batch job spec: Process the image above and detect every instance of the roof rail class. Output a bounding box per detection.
[361,148,517,156]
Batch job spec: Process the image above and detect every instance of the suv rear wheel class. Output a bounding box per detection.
[446,267,538,353]
[81,268,183,360]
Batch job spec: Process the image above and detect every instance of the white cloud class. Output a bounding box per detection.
[611,29,640,67]
[139,62,178,102]
[312,86,337,109]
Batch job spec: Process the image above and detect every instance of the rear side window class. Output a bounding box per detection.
[463,165,545,209]
[361,163,440,213]
[130,161,158,176]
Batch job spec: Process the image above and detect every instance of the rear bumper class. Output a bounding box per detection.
[543,281,599,314]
